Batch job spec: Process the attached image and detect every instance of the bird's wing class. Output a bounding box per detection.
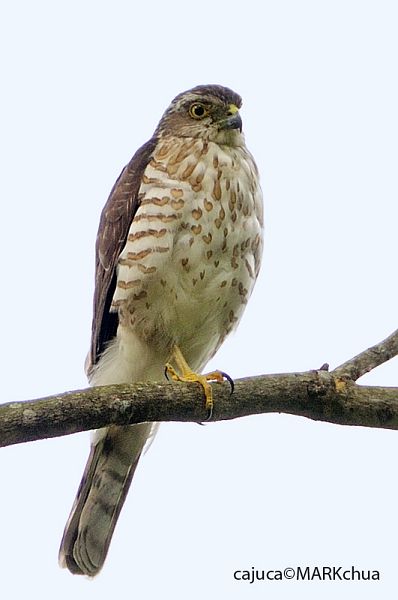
[87,137,157,374]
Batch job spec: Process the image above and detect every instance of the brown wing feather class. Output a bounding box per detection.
[87,137,157,374]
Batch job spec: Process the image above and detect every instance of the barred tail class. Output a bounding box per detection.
[59,423,153,576]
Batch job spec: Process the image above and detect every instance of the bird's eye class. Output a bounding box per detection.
[189,103,208,119]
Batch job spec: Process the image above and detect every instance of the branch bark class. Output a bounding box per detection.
[1,329,398,448]
[333,328,398,380]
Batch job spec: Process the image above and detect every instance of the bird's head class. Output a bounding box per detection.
[155,84,244,146]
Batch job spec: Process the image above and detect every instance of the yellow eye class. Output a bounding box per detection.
[189,103,208,119]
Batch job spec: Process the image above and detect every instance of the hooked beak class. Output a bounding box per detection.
[220,103,243,132]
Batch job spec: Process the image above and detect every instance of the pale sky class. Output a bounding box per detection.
[1,1,397,598]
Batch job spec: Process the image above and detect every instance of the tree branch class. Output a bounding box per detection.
[1,330,398,448]
[333,328,398,380]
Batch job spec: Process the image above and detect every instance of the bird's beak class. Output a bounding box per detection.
[220,103,243,132]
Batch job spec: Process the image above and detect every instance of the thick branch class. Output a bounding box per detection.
[1,329,397,448]
[1,371,398,448]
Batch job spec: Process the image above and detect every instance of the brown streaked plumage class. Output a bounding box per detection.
[59,84,263,576]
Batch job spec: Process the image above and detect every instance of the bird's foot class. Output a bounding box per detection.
[165,345,234,421]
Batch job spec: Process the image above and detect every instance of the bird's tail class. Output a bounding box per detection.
[59,422,154,576]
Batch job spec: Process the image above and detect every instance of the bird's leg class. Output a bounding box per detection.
[165,344,231,420]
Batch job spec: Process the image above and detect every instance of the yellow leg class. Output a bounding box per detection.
[165,344,231,420]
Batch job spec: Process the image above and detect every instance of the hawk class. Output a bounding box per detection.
[59,84,263,576]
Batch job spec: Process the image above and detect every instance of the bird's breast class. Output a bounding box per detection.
[112,137,263,367]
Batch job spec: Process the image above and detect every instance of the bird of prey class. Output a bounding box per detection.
[59,84,263,576]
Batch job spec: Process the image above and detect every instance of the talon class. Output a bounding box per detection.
[165,345,232,423]
[164,362,180,382]
[220,370,234,395]
[204,403,213,422]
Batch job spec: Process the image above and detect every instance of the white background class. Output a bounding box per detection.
[0,1,397,598]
